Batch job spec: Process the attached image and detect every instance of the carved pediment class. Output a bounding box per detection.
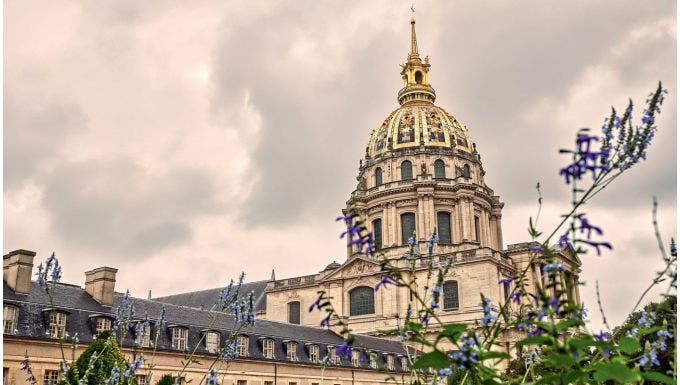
[320,257,382,282]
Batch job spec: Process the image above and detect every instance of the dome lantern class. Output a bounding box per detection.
[398,15,436,105]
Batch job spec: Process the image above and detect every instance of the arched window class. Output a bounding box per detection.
[288,301,301,324]
[349,286,375,316]
[401,213,416,245]
[372,218,382,251]
[462,164,471,179]
[401,160,413,180]
[434,159,445,178]
[375,167,383,186]
[443,281,459,310]
[415,71,423,84]
[437,212,452,244]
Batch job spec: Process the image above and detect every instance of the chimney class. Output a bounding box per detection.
[84,267,118,307]
[3,249,36,295]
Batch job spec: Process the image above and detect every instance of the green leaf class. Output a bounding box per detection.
[477,351,511,361]
[555,318,584,332]
[411,350,450,369]
[617,336,641,354]
[440,323,467,339]
[591,362,641,383]
[641,372,676,385]
[405,321,424,332]
[516,336,553,347]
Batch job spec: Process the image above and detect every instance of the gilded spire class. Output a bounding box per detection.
[410,7,418,57]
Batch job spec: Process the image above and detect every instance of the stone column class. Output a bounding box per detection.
[452,200,461,243]
[417,196,425,240]
[382,204,390,247]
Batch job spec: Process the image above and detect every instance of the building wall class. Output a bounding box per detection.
[3,338,405,385]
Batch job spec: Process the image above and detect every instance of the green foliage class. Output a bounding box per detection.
[58,332,132,385]
[155,374,175,385]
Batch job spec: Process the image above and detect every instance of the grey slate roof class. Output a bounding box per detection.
[152,280,269,312]
[4,281,409,370]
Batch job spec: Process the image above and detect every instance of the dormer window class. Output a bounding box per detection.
[262,338,275,359]
[286,341,298,361]
[49,311,67,339]
[237,335,249,357]
[136,322,151,348]
[3,304,18,334]
[95,317,112,336]
[205,331,220,354]
[386,355,395,370]
[401,356,409,371]
[308,344,319,363]
[327,346,340,365]
[170,327,188,350]
[369,353,378,369]
[351,350,360,367]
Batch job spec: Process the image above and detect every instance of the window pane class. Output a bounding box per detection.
[443,281,459,310]
[375,168,382,186]
[401,161,412,180]
[434,159,445,178]
[288,301,301,324]
[474,216,480,241]
[400,213,416,245]
[349,287,375,316]
[437,212,451,244]
[372,219,382,251]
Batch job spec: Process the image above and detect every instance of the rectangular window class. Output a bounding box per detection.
[370,355,377,369]
[4,368,9,385]
[386,355,394,370]
[95,318,111,335]
[289,382,297,385]
[372,218,382,251]
[237,335,249,357]
[351,350,360,367]
[309,344,319,363]
[136,375,148,385]
[437,212,452,244]
[401,213,416,245]
[288,302,301,324]
[171,327,188,350]
[43,370,59,385]
[474,216,480,242]
[3,305,18,334]
[136,323,151,348]
[263,339,274,359]
[264,381,274,385]
[443,281,460,310]
[236,380,247,385]
[286,341,298,361]
[205,332,220,353]
[328,347,340,365]
[49,312,67,339]
[401,357,409,371]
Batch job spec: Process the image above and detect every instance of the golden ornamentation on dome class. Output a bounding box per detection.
[366,16,474,159]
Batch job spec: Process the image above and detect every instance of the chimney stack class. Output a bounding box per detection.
[3,249,36,295]
[84,267,118,307]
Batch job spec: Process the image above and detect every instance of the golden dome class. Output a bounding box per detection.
[365,17,474,159]
[366,102,474,158]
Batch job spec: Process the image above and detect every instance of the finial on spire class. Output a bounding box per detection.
[410,5,418,56]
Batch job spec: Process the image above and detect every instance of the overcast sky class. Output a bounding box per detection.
[4,1,676,331]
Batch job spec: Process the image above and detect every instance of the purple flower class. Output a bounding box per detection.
[374,274,397,291]
[511,291,521,305]
[542,263,566,276]
[320,314,332,328]
[335,341,353,359]
[479,297,497,326]
[528,244,544,253]
[499,277,513,285]
[558,233,573,250]
[421,312,430,327]
[309,297,326,312]
[549,296,559,311]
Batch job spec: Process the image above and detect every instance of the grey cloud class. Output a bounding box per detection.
[4,93,87,189]
[41,157,219,258]
[211,2,402,226]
